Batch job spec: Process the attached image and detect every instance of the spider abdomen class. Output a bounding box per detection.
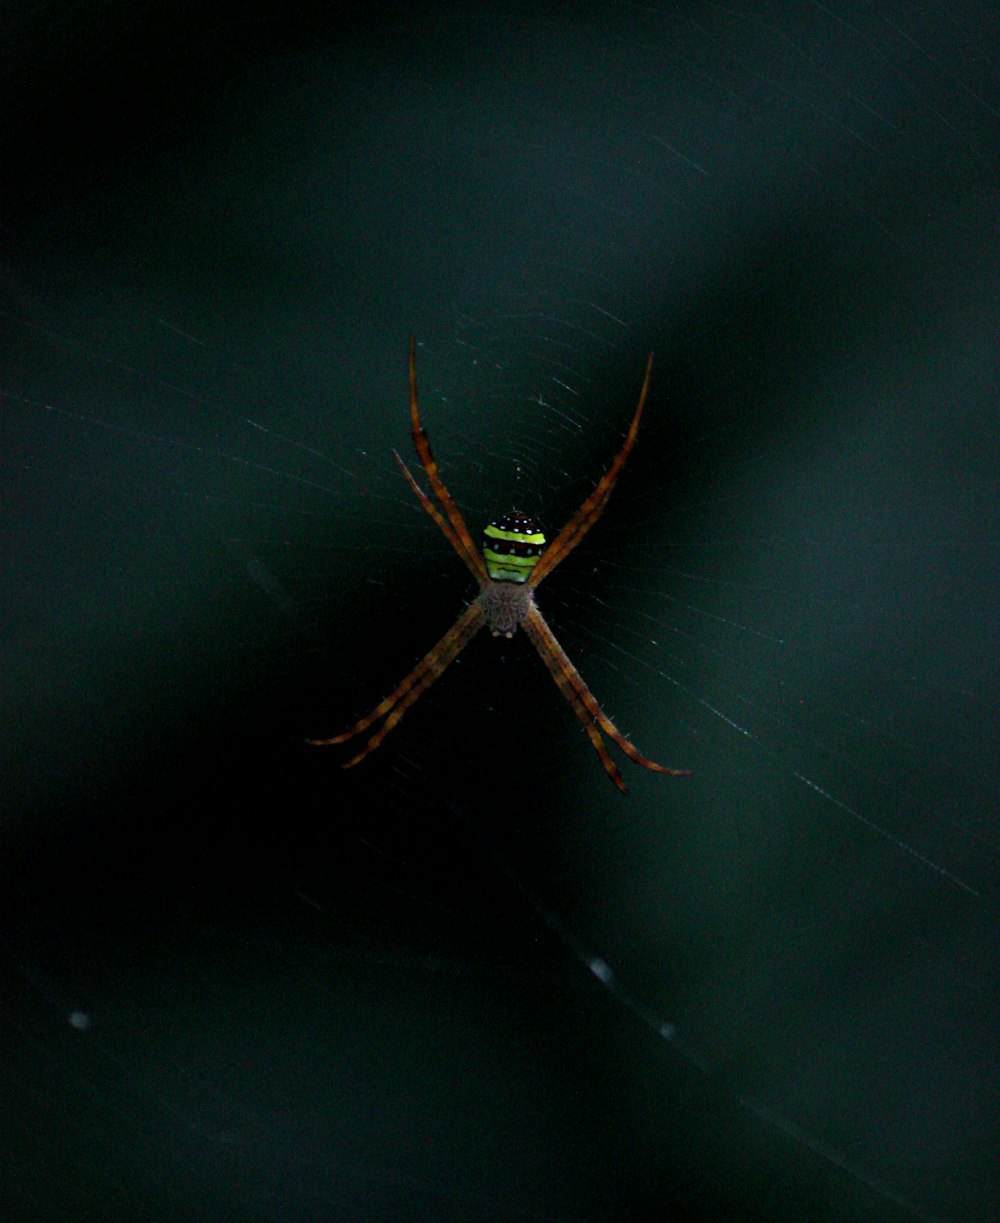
[482,512,545,583]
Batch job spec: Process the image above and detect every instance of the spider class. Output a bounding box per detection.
[308,337,691,794]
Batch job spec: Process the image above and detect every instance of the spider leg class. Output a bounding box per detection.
[529,352,653,588]
[522,603,691,792]
[307,601,484,766]
[407,335,488,582]
[394,451,482,581]
[521,605,627,792]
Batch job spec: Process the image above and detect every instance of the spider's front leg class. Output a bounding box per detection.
[308,602,485,766]
[521,603,691,793]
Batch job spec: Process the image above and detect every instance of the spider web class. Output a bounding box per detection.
[2,3,999,1220]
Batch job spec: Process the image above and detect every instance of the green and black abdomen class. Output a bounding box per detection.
[483,512,545,583]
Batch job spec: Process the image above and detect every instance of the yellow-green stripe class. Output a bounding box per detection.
[482,512,546,584]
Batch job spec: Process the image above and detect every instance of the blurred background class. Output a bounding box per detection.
[2,3,998,1219]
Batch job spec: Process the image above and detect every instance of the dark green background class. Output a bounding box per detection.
[3,4,998,1220]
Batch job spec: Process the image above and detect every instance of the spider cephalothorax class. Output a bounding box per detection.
[308,338,691,793]
[479,577,536,640]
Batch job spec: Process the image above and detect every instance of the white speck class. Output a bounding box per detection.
[589,957,613,983]
[69,1011,91,1030]
[658,1022,675,1040]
